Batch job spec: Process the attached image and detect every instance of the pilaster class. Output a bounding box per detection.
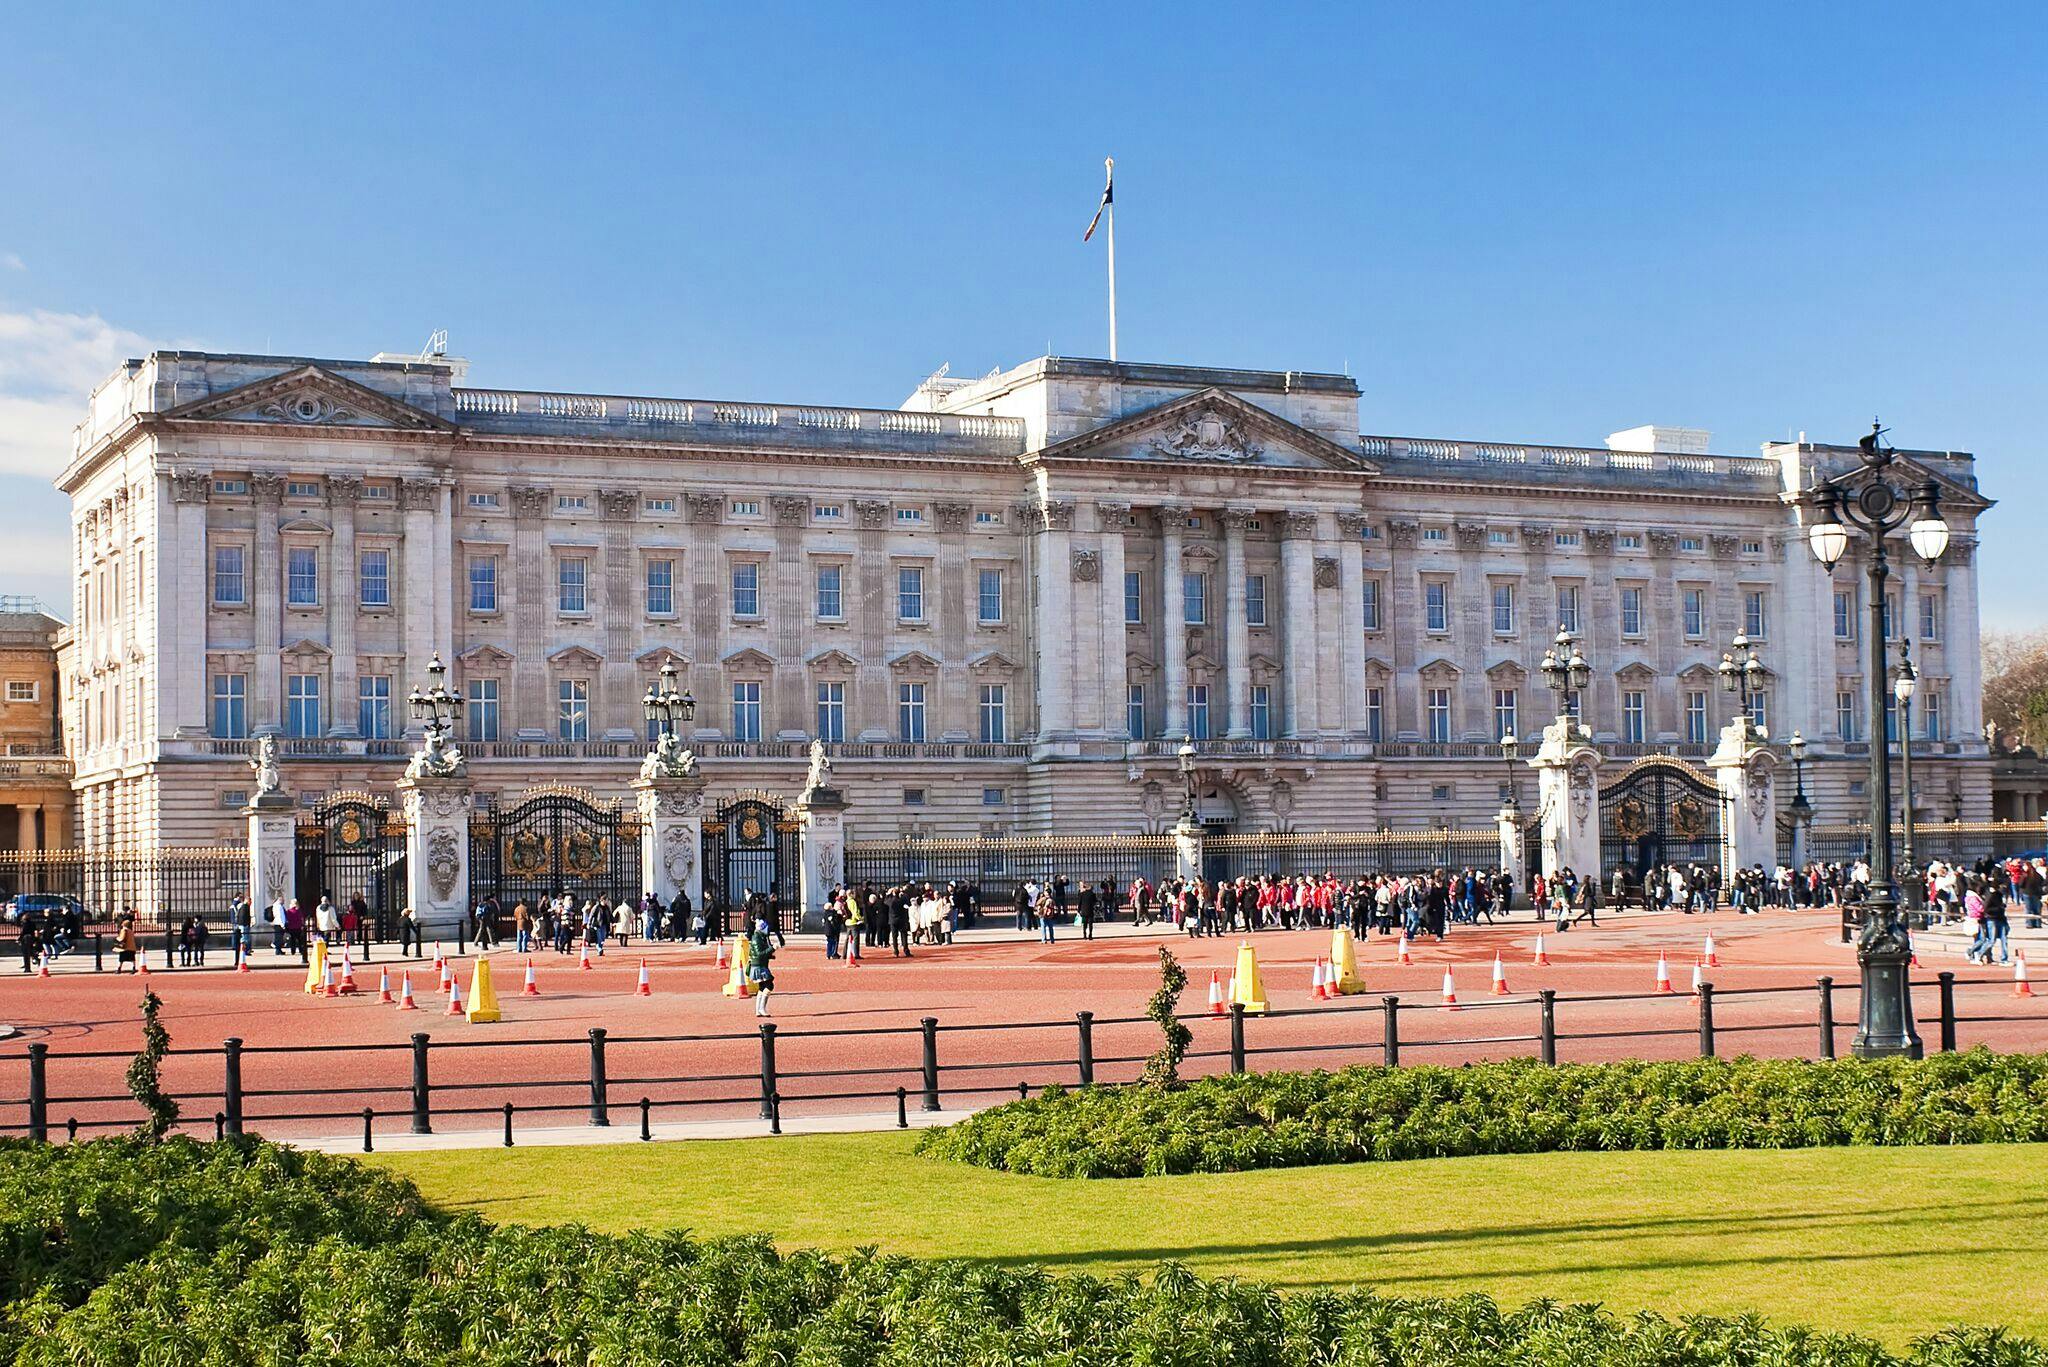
[244,791,297,911]
[1530,715,1602,881]
[1710,717,1779,878]
[635,774,708,909]
[795,784,847,931]
[1158,504,1190,739]
[398,774,473,936]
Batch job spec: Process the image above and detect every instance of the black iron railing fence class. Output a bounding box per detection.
[6,973,2038,1149]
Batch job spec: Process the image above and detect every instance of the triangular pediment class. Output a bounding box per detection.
[1036,387,1376,473]
[887,649,941,675]
[549,645,603,667]
[164,365,456,433]
[806,648,860,672]
[280,637,331,659]
[635,646,691,668]
[722,647,776,671]
[1615,661,1657,683]
[1805,450,1993,515]
[1418,655,1461,679]
[459,644,514,667]
[967,650,1019,675]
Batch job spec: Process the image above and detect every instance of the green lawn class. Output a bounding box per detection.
[375,1135,2048,1348]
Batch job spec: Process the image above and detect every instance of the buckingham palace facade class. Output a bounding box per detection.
[55,348,1993,848]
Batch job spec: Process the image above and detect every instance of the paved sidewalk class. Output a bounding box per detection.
[304,1104,981,1155]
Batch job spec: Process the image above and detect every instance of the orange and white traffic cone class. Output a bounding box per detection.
[432,942,444,974]
[1441,965,1459,1006]
[579,943,593,972]
[522,959,540,996]
[321,961,338,999]
[437,956,451,992]
[1690,958,1705,996]
[395,972,418,1011]
[236,946,251,974]
[715,939,728,969]
[635,959,652,997]
[1208,971,1225,1016]
[1490,952,1511,996]
[37,959,50,979]
[1533,933,1551,967]
[1654,952,1674,995]
[336,947,359,995]
[1397,933,1413,966]
[1703,932,1720,968]
[1909,931,1921,968]
[377,968,393,1004]
[445,978,464,1015]
[2016,952,2035,999]
[138,958,149,977]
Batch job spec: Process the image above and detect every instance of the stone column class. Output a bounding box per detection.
[1097,502,1133,739]
[509,485,551,738]
[1530,716,1602,880]
[328,476,361,735]
[398,479,440,734]
[1387,520,1420,737]
[1789,801,1812,873]
[16,804,39,854]
[933,501,973,738]
[398,773,474,938]
[249,472,285,731]
[1335,513,1370,735]
[431,481,455,674]
[1710,716,1778,879]
[1498,803,1526,885]
[1280,511,1320,738]
[245,791,296,911]
[635,772,707,909]
[795,783,847,931]
[1032,499,1076,740]
[1174,809,1204,882]
[1221,507,1253,738]
[167,471,211,737]
[1158,504,1190,739]
[600,489,639,737]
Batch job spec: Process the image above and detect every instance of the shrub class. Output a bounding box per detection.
[916,1049,2048,1178]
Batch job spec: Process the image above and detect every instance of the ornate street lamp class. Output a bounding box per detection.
[407,652,460,743]
[1718,631,1768,736]
[1499,732,1521,812]
[1177,738,1199,826]
[1539,624,1590,726]
[1894,640,1919,900]
[642,659,697,740]
[1787,730,1811,819]
[1804,419,1950,1058]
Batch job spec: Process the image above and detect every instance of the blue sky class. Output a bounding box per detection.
[1,4,2041,626]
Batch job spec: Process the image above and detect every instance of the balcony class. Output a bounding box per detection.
[0,753,71,781]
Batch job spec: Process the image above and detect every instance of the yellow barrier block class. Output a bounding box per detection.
[1330,927,1367,995]
[721,935,755,997]
[466,956,502,1023]
[301,939,328,995]
[1229,940,1269,1014]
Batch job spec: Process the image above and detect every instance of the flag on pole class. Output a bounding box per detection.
[1083,157,1114,241]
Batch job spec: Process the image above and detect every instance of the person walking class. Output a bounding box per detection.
[1572,869,1601,929]
[823,891,845,960]
[114,909,139,973]
[1076,880,1098,941]
[890,887,914,957]
[747,916,776,1017]
[842,889,863,961]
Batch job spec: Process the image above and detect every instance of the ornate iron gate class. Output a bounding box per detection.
[468,786,641,910]
[1599,757,1723,883]
[294,793,407,935]
[701,793,801,933]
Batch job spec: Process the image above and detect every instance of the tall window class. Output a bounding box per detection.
[1491,583,1515,634]
[1126,683,1145,739]
[645,558,675,616]
[1246,575,1267,627]
[1923,690,1943,741]
[978,684,1007,742]
[1364,687,1384,742]
[730,681,762,742]
[731,561,760,617]
[815,682,845,742]
[897,566,925,622]
[467,678,500,742]
[1425,581,1449,632]
[897,682,926,742]
[1250,685,1271,740]
[1686,690,1709,745]
[558,558,587,614]
[1834,589,1854,640]
[978,568,1004,624]
[286,673,321,738]
[1187,684,1210,741]
[816,563,843,619]
[1620,586,1644,636]
[210,673,247,739]
[1837,689,1856,742]
[286,548,319,607]
[1920,591,1943,642]
[1493,688,1518,742]
[358,549,390,608]
[1747,689,1768,733]
[1124,571,1143,624]
[212,545,246,605]
[1885,694,1899,744]
[1426,687,1451,743]
[1621,689,1646,744]
[558,679,590,741]
[1744,589,1768,638]
[1564,690,1583,723]
[1183,571,1207,625]
[357,675,392,740]
[1882,593,1898,640]
[1682,588,1706,638]
[468,558,497,613]
[1556,584,1580,634]
[1362,579,1381,632]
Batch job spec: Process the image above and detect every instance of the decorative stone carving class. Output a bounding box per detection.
[1313,557,1340,589]
[1568,752,1597,825]
[1949,539,1976,566]
[804,737,834,796]
[1453,522,1488,550]
[1270,779,1295,819]
[424,788,469,820]
[397,479,439,512]
[660,824,696,891]
[1072,547,1101,582]
[262,850,291,905]
[1583,528,1616,556]
[1709,533,1741,556]
[1282,510,1319,539]
[248,735,283,797]
[657,785,706,817]
[405,730,467,780]
[1745,750,1774,823]
[933,501,971,533]
[600,489,640,522]
[851,498,890,530]
[1519,522,1552,541]
[1335,511,1370,536]
[771,494,810,527]
[686,490,726,524]
[1037,499,1075,532]
[327,473,364,504]
[1152,406,1264,462]
[638,731,699,781]
[248,471,286,502]
[1387,519,1420,549]
[509,485,551,518]
[1647,528,1678,557]
[1220,506,1255,532]
[1155,503,1191,527]
[1139,781,1167,820]
[1097,501,1136,530]
[262,392,357,425]
[425,828,461,901]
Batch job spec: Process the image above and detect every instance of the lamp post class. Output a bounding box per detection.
[1804,420,1950,1058]
[1539,624,1591,728]
[1177,739,1198,827]
[1787,730,1812,874]
[1499,733,1521,812]
[407,653,460,746]
[1894,640,1918,900]
[641,660,697,742]
[1717,631,1767,737]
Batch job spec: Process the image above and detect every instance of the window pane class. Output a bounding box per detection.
[978,568,1003,623]
[816,564,842,618]
[559,558,587,613]
[287,548,319,606]
[469,559,497,612]
[646,559,674,615]
[732,562,759,617]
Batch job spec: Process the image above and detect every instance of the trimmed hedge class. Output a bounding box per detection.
[915,1050,2048,1178]
[0,1137,2041,1366]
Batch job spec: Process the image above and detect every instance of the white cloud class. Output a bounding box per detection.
[0,308,153,477]
[0,253,23,271]
[0,476,74,612]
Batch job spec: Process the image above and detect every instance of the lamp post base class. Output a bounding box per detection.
[1851,892,1923,1059]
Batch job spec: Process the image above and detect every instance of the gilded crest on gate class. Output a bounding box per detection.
[1613,795,1651,841]
[1671,794,1709,841]
[335,815,367,848]
[563,830,607,877]
[506,830,549,877]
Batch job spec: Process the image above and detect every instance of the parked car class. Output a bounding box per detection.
[4,893,89,925]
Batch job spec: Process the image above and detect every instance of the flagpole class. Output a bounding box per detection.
[1105,160,1117,362]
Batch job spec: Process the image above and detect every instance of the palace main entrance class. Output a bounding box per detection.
[1599,757,1723,881]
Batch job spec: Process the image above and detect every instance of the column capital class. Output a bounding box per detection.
[509,484,552,519]
[248,471,286,503]
[1096,500,1136,530]
[396,477,440,513]
[771,494,811,527]
[1387,518,1420,549]
[327,473,365,504]
[1030,499,1075,532]
[601,488,642,522]
[933,500,972,533]
[1333,510,1369,536]
[169,470,212,505]
[1281,510,1319,540]
[1155,502,1192,525]
[1219,506,1257,532]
